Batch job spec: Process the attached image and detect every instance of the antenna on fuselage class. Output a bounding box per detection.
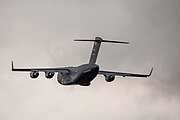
[74,37,129,64]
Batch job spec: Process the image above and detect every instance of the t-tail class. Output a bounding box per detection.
[74,37,129,64]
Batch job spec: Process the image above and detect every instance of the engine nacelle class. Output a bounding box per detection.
[45,72,55,79]
[105,75,115,82]
[30,71,39,79]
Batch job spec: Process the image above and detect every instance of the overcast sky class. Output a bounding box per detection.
[1,0,180,120]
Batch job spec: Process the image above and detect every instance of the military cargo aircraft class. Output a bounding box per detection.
[12,37,153,86]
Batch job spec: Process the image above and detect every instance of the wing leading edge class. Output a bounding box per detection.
[99,68,153,78]
[11,61,69,73]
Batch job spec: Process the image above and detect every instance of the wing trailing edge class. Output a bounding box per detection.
[99,67,153,78]
[11,61,69,73]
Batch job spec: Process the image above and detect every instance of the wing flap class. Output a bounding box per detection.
[11,61,69,73]
[99,68,153,78]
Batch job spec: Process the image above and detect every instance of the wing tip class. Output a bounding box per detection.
[11,61,14,71]
[148,67,153,77]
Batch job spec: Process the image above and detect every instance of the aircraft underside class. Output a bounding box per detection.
[57,64,99,86]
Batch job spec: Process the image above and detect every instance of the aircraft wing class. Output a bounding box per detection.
[99,68,153,78]
[11,61,69,73]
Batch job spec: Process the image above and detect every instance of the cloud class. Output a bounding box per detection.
[0,0,180,120]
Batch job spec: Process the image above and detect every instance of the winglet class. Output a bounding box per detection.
[11,61,14,71]
[148,68,153,77]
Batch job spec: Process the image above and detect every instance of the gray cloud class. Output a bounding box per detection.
[0,0,180,120]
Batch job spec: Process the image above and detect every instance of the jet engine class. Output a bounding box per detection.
[30,71,39,79]
[45,72,55,79]
[105,75,115,82]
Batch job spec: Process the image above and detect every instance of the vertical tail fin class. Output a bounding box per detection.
[74,37,129,64]
[89,37,102,64]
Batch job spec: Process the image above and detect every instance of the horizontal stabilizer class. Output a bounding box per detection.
[74,37,129,64]
[74,38,129,44]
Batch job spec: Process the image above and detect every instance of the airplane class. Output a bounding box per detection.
[12,37,153,86]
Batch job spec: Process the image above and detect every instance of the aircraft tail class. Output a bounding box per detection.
[74,37,129,64]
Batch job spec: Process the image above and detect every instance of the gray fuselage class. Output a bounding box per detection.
[57,64,99,86]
